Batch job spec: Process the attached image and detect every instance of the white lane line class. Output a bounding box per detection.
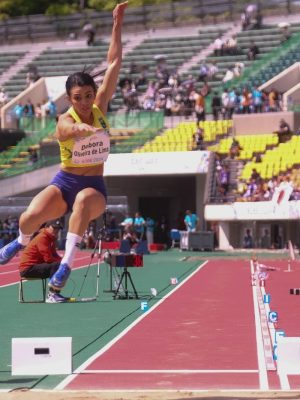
[55,261,209,390]
[278,372,290,390]
[251,260,269,390]
[80,369,258,374]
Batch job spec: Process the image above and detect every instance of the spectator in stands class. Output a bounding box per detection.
[213,35,224,56]
[241,10,251,31]
[207,60,219,80]
[233,62,245,78]
[222,68,234,83]
[194,91,205,123]
[155,56,169,88]
[217,164,230,201]
[26,71,35,87]
[252,86,263,113]
[251,168,261,183]
[241,87,251,114]
[260,229,271,249]
[143,80,156,110]
[229,138,242,159]
[171,93,184,116]
[221,88,230,119]
[281,26,291,43]
[243,229,253,248]
[211,91,222,121]
[83,22,96,46]
[121,80,139,112]
[23,99,35,117]
[13,102,24,128]
[26,66,40,87]
[19,220,65,303]
[182,74,196,96]
[168,72,180,89]
[193,126,204,150]
[0,2,128,303]
[268,88,279,112]
[228,88,238,117]
[247,40,260,61]
[198,61,209,82]
[224,35,238,55]
[200,81,211,98]
[275,118,292,143]
[243,178,258,200]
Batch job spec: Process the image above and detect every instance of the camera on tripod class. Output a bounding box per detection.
[104,252,143,299]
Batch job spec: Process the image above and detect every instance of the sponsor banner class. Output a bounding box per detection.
[105,151,210,176]
[205,200,300,221]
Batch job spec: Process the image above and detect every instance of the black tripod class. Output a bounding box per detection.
[78,211,108,299]
[113,266,139,300]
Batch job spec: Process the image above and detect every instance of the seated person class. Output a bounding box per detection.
[19,219,68,303]
[275,119,292,143]
[193,127,204,150]
[120,213,133,237]
[229,138,242,159]
[247,41,259,60]
[122,226,138,249]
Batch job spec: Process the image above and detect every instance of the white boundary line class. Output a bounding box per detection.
[81,369,258,374]
[55,261,208,390]
[250,260,269,390]
[279,372,291,390]
[260,282,291,391]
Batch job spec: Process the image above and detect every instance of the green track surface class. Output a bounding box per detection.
[0,249,202,391]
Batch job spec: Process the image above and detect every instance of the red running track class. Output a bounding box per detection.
[60,259,273,391]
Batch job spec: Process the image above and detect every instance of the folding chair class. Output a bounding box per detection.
[19,277,47,303]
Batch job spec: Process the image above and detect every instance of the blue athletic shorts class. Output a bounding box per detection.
[50,170,107,213]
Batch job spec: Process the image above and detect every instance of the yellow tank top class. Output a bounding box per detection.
[58,104,110,167]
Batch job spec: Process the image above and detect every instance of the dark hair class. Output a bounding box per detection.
[65,72,97,96]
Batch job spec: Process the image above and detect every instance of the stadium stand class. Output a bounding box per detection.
[2,43,109,100]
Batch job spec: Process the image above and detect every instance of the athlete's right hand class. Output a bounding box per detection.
[72,123,98,138]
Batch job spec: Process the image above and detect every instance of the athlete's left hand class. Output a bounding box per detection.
[113,1,128,25]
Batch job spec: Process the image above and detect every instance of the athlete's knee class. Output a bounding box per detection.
[19,210,45,233]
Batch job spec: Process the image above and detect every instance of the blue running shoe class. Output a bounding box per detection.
[48,263,71,290]
[0,239,24,265]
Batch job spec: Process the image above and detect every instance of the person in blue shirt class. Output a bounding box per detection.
[133,211,146,240]
[13,102,24,128]
[184,210,198,232]
[46,99,57,118]
[120,213,133,228]
[252,86,263,113]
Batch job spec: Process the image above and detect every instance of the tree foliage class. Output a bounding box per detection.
[0,0,250,17]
